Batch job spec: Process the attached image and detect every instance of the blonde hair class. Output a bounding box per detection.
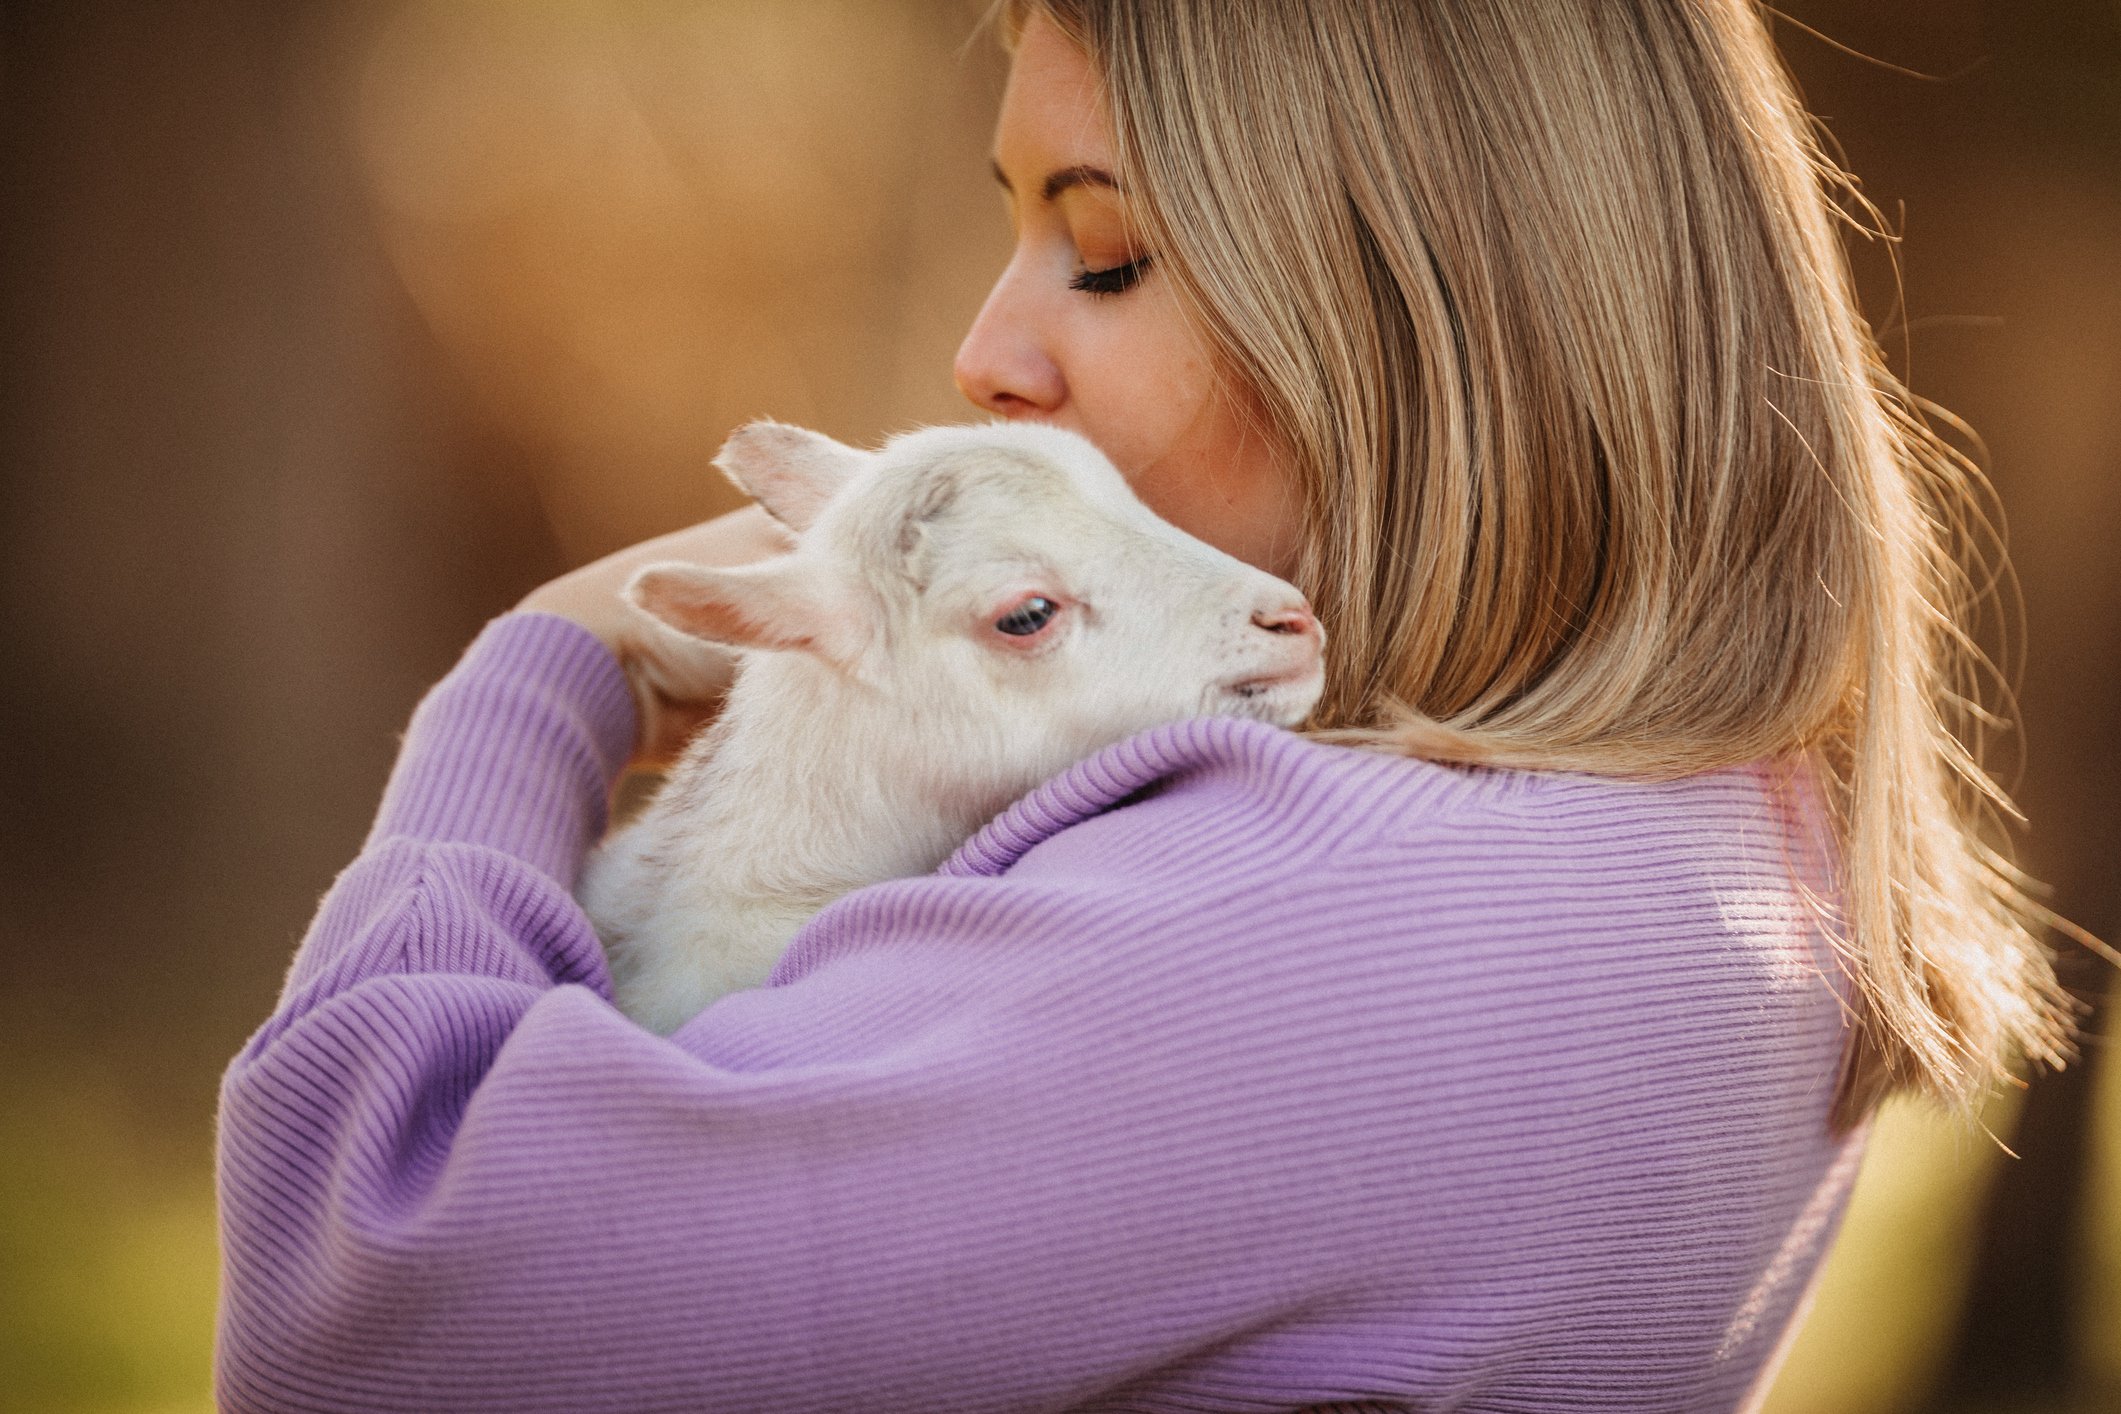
[995,0,2077,1128]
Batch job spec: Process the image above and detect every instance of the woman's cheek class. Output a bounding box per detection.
[1071,325,1217,490]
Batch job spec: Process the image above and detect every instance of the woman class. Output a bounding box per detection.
[215,2,2071,1410]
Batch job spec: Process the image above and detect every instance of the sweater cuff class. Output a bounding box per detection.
[365,611,638,885]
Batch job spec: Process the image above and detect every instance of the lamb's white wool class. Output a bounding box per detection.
[576,419,1326,1034]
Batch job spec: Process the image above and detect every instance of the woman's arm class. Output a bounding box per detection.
[217,607,1858,1412]
[215,612,1421,1413]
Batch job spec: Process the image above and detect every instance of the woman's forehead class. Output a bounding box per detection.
[992,12,1115,189]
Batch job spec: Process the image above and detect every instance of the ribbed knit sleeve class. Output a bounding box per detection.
[366,610,636,878]
[216,612,1861,1414]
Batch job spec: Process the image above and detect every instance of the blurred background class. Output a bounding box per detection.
[0,3,2114,1410]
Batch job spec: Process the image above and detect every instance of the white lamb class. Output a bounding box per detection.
[577,419,1326,1034]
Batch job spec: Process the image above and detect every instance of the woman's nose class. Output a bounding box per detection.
[953,266,1066,419]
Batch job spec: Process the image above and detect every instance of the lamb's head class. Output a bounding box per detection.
[627,419,1325,818]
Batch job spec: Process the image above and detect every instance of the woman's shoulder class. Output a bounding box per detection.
[770,713,1846,1149]
[772,717,1844,1053]
[941,716,1504,879]
[945,715,1825,907]
[921,716,1847,1047]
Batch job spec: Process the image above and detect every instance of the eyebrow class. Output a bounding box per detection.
[990,160,1122,202]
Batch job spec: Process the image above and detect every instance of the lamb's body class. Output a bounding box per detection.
[577,420,1323,1033]
[581,660,1023,1029]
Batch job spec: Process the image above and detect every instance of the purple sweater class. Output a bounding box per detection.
[216,611,1862,1413]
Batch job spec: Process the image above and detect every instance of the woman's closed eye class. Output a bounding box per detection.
[1070,253,1154,297]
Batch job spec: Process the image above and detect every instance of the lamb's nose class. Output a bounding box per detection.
[1250,597,1319,638]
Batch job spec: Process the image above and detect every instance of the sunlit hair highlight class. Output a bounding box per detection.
[993,0,2077,1128]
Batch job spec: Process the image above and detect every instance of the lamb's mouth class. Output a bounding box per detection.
[1221,664,1325,723]
[1227,662,1321,697]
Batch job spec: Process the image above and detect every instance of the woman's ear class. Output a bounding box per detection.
[711,421,866,532]
[625,558,864,663]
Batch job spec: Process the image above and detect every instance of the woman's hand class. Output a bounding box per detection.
[517,503,795,771]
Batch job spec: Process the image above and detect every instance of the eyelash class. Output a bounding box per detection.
[1069,254,1153,297]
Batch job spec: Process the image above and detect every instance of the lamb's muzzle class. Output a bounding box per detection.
[1250,599,1318,636]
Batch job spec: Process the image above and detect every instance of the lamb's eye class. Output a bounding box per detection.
[994,596,1060,637]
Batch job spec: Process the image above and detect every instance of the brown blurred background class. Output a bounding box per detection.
[0,4,2115,1411]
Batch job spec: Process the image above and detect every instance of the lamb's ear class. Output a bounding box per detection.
[712,420,864,532]
[626,558,862,661]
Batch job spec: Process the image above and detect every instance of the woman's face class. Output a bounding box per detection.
[954,14,1305,581]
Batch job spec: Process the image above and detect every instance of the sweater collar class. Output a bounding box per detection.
[939,716,1301,879]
